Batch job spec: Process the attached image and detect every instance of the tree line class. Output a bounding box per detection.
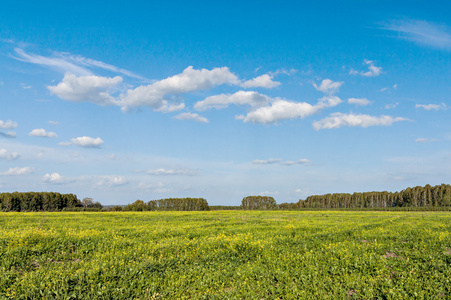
[122,198,210,211]
[298,183,451,209]
[0,192,104,212]
[2,183,450,212]
[0,192,80,212]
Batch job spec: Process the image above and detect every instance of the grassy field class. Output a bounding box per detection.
[1,211,450,299]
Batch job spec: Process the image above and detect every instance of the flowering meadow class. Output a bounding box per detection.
[1,211,450,299]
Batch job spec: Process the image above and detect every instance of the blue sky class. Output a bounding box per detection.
[1,1,450,205]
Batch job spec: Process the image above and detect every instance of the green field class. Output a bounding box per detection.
[1,211,450,299]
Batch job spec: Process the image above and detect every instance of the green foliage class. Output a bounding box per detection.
[299,183,451,209]
[124,200,147,211]
[0,192,81,212]
[110,205,123,211]
[0,211,450,298]
[241,195,277,210]
[124,198,210,211]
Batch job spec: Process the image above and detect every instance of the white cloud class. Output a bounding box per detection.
[241,74,281,89]
[236,95,341,124]
[146,168,197,176]
[360,60,382,77]
[280,159,311,166]
[415,138,438,143]
[313,112,408,130]
[194,91,271,111]
[48,74,122,106]
[348,97,371,106]
[237,100,316,124]
[252,158,282,164]
[1,167,34,176]
[48,121,60,125]
[0,149,20,161]
[173,112,209,123]
[29,128,58,138]
[70,136,104,148]
[120,66,240,111]
[416,103,447,110]
[96,176,128,186]
[384,20,451,50]
[43,172,72,184]
[0,120,18,129]
[313,79,343,94]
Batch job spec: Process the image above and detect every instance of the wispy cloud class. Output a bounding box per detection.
[95,175,128,187]
[415,138,439,143]
[173,112,209,123]
[0,121,18,138]
[348,98,371,106]
[138,182,170,193]
[252,158,282,164]
[146,168,198,176]
[384,19,451,50]
[313,112,408,130]
[0,149,20,161]
[313,79,343,94]
[12,48,90,75]
[268,69,298,77]
[12,48,145,78]
[280,159,311,166]
[0,132,16,138]
[1,167,34,176]
[252,158,310,166]
[416,103,447,111]
[350,60,382,77]
[385,102,399,109]
[59,52,145,79]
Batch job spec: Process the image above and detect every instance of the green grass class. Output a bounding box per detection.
[1,211,450,299]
